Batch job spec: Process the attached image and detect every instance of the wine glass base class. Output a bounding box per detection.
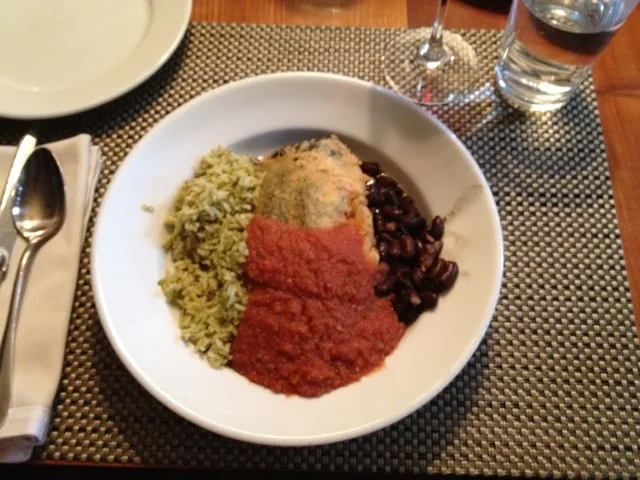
[382,28,480,105]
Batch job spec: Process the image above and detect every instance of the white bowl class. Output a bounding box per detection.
[91,72,504,446]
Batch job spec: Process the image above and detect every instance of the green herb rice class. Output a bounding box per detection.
[158,147,263,368]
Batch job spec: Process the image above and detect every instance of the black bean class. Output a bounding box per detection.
[382,205,403,221]
[420,230,435,244]
[372,208,382,225]
[376,175,399,190]
[412,268,425,289]
[394,285,409,303]
[433,240,443,258]
[435,261,459,293]
[419,243,438,272]
[379,261,391,274]
[373,262,390,285]
[367,185,384,206]
[426,258,447,280]
[378,241,389,260]
[429,215,445,240]
[396,267,413,289]
[401,235,416,259]
[400,195,414,214]
[383,221,399,234]
[378,233,395,245]
[415,239,424,253]
[381,188,401,206]
[394,301,409,318]
[408,290,422,306]
[388,240,402,258]
[402,215,427,232]
[401,307,422,325]
[420,291,439,309]
[374,276,395,296]
[360,161,381,177]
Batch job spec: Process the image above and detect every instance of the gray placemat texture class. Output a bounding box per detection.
[0,23,638,478]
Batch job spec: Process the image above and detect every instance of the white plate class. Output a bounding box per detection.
[91,73,504,446]
[0,0,191,119]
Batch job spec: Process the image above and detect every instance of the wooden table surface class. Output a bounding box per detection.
[191,0,640,336]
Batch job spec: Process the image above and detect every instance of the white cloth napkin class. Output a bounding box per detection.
[0,134,102,463]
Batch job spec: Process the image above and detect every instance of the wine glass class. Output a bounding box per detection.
[382,0,480,105]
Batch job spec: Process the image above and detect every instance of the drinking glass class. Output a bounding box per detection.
[495,0,640,112]
[382,0,480,105]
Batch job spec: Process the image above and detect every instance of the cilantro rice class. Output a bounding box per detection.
[158,147,263,368]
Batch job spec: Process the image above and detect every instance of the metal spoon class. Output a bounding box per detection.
[0,148,66,425]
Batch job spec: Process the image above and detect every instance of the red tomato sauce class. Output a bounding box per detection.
[231,215,406,398]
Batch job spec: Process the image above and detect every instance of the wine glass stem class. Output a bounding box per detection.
[419,0,450,65]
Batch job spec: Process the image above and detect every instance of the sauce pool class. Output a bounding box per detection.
[231,215,406,398]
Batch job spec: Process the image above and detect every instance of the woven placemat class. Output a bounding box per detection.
[0,23,638,477]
